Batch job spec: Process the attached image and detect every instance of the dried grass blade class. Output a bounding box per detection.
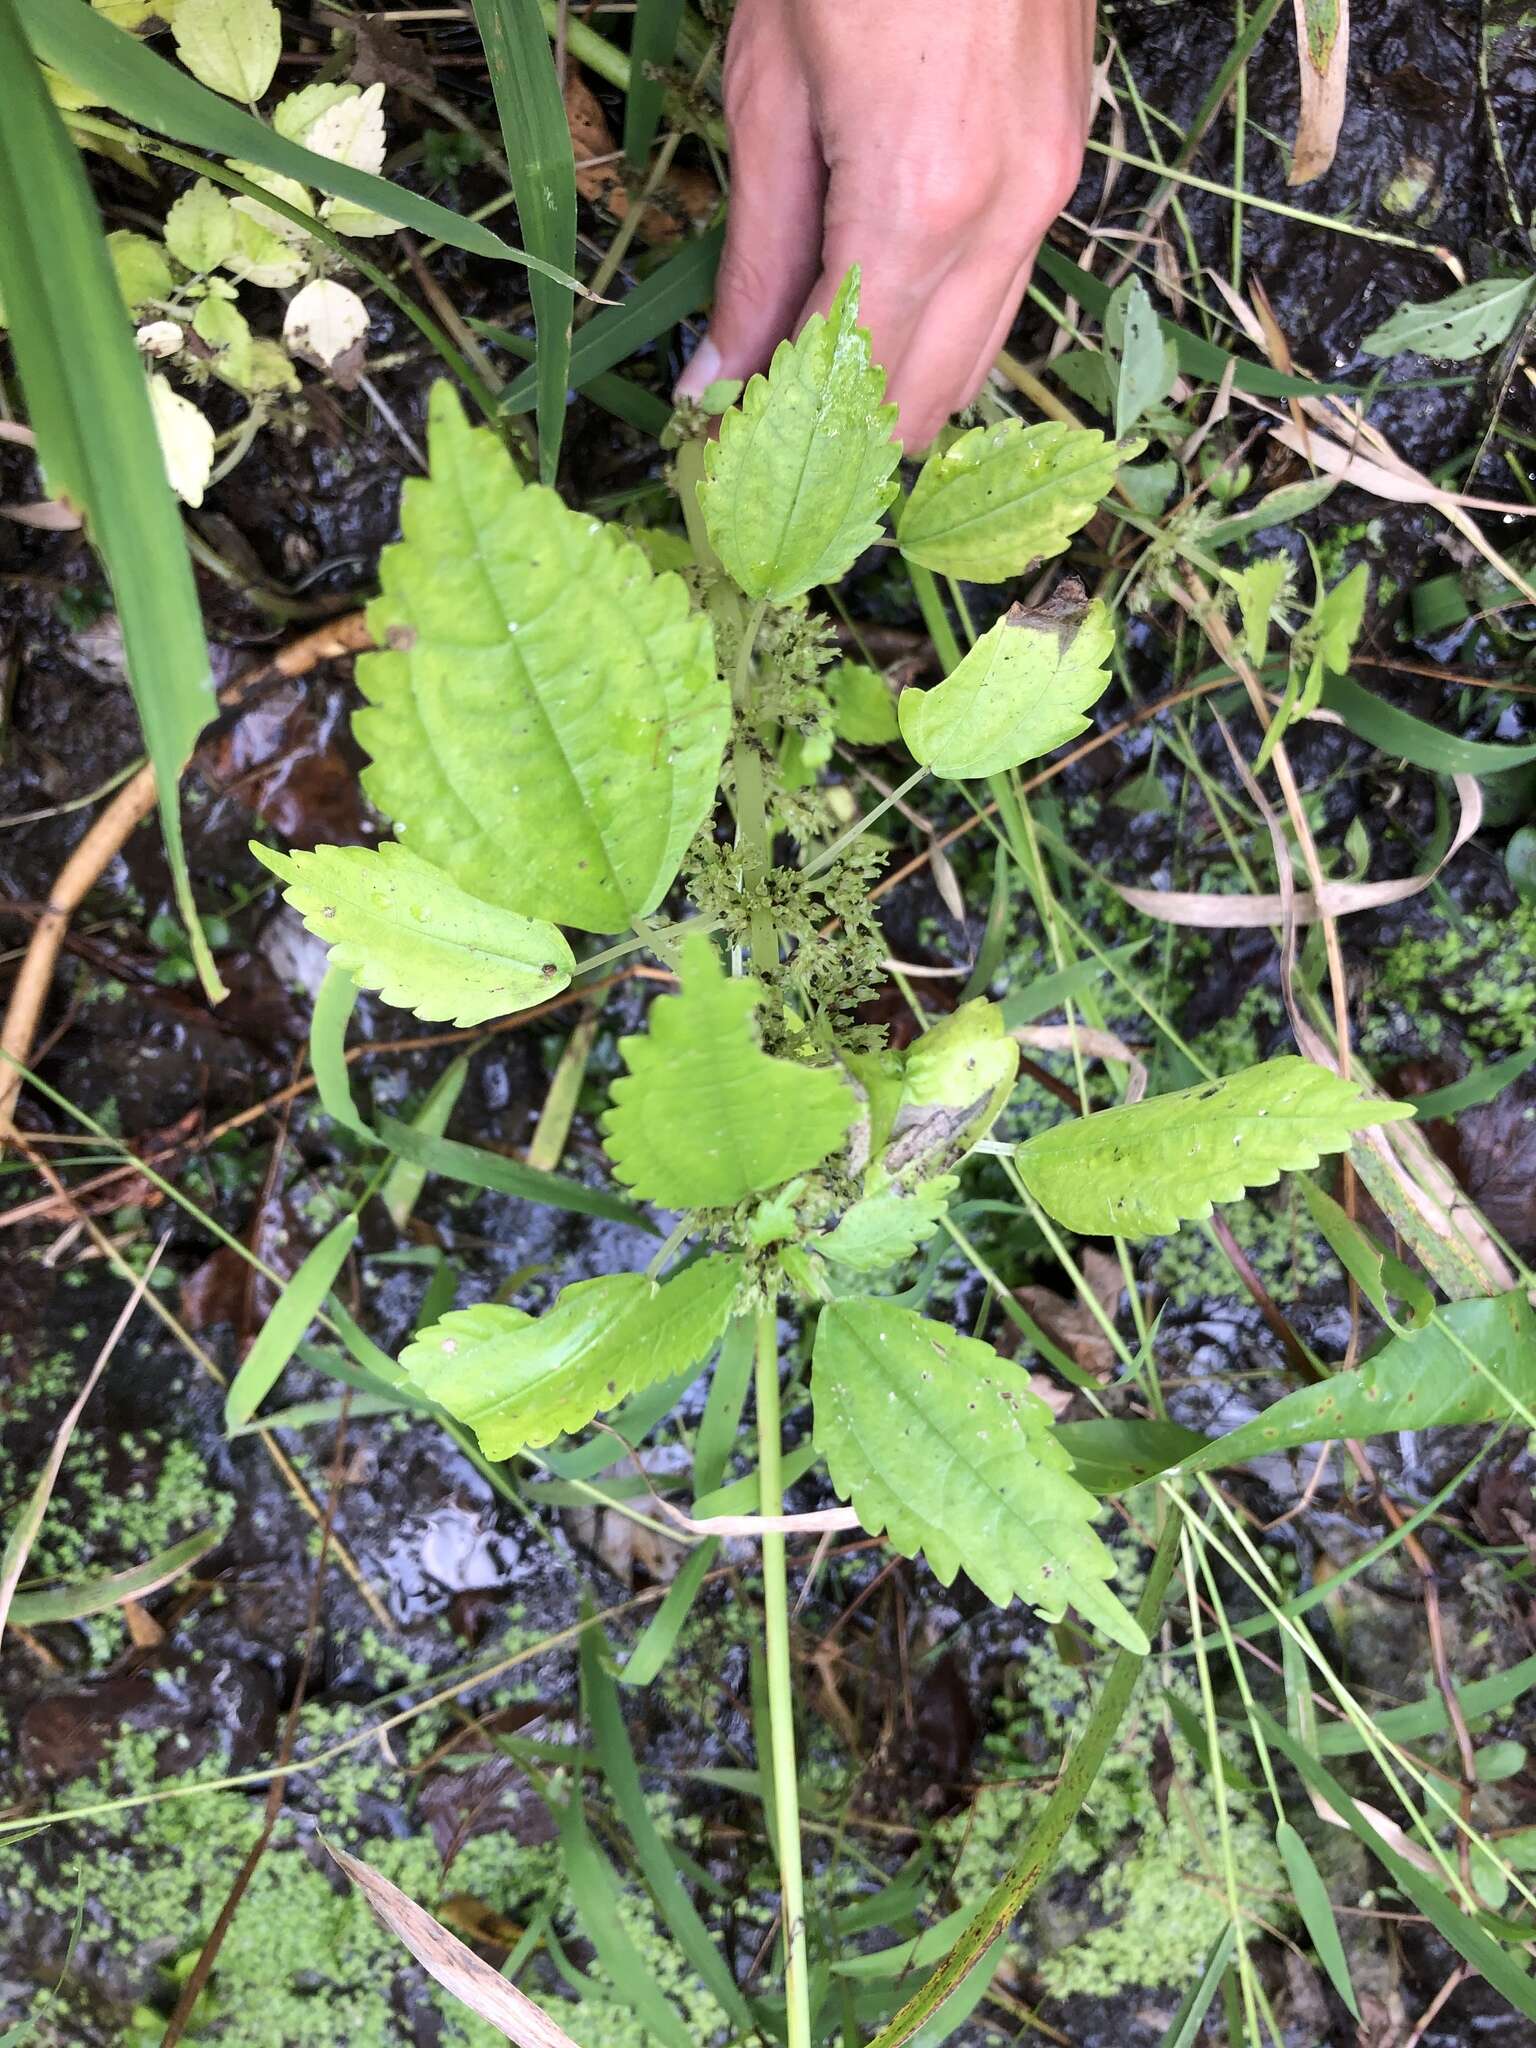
[327,1842,587,2047]
[1113,772,1482,926]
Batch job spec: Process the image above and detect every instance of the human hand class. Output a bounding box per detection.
[676,0,1096,450]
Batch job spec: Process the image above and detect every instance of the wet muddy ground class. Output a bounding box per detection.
[3,0,1536,2042]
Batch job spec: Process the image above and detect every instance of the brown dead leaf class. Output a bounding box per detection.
[1288,0,1350,185]
[327,1843,585,2047]
[122,1597,165,1649]
[564,70,717,244]
[1015,1247,1125,1385]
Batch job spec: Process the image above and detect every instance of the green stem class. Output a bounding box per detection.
[732,600,778,970]
[755,1301,810,2048]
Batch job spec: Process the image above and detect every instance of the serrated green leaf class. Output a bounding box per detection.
[1016,1056,1414,1238]
[603,933,857,1210]
[164,175,235,270]
[399,1254,742,1458]
[898,597,1114,780]
[252,839,574,1027]
[356,384,726,933]
[106,227,171,309]
[828,660,899,745]
[191,290,251,384]
[812,1298,1146,1652]
[1363,275,1536,361]
[1224,552,1290,666]
[699,268,899,601]
[873,1000,1019,1188]
[171,0,280,100]
[817,1175,958,1272]
[1180,1292,1536,1475]
[895,419,1121,583]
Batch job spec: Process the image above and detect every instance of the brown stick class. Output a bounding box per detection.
[0,612,373,1144]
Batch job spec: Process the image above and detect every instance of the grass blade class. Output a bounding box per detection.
[1275,1820,1358,2017]
[1322,673,1536,776]
[310,964,372,1139]
[469,0,577,482]
[580,1622,757,2033]
[9,1525,223,1626]
[1157,1926,1237,2048]
[1314,1651,1536,1757]
[865,1511,1182,2048]
[376,1117,655,1231]
[1035,244,1354,399]
[552,1786,694,2048]
[499,223,723,415]
[1409,1044,1536,1120]
[623,0,684,165]
[618,1540,717,1689]
[19,0,578,283]
[0,1245,165,1647]
[1259,1708,1536,2019]
[224,1214,359,1431]
[0,6,219,997]
[383,1056,469,1229]
[328,1842,584,2047]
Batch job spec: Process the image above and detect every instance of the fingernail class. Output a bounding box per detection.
[675,336,722,400]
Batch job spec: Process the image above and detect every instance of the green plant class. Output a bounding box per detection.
[239,272,1471,2047]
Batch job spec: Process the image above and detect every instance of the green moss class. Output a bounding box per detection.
[1362,902,1536,1059]
[0,1690,661,2048]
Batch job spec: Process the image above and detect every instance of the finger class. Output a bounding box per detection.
[893,246,1038,451]
[676,6,825,396]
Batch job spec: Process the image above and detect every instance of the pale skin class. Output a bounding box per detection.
[676,0,1098,450]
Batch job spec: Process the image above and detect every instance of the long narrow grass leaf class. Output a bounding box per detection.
[1259,1709,1536,2019]
[377,1117,654,1230]
[469,0,576,480]
[1315,1651,1536,1756]
[500,224,723,414]
[1322,673,1536,776]
[1158,1926,1237,2048]
[19,0,577,282]
[1409,1044,1536,1120]
[0,5,218,996]
[619,1540,718,1689]
[310,963,371,1139]
[624,0,684,163]
[8,1525,222,1626]
[383,1056,469,1229]
[0,1246,163,1646]
[224,1214,359,1430]
[552,1790,694,2048]
[581,1624,756,2032]
[1275,1821,1358,2017]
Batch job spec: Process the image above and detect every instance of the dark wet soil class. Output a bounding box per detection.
[4,1,1536,2042]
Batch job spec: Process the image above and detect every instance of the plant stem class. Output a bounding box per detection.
[731,600,778,970]
[754,1301,811,2048]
